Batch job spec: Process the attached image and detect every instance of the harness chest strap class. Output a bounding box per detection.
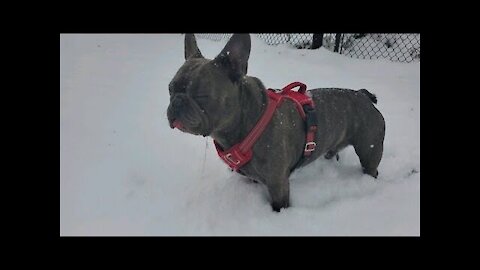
[214,82,317,171]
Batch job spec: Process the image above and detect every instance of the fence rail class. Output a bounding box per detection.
[196,33,420,63]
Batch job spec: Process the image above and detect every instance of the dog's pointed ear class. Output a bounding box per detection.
[184,34,204,60]
[213,34,251,81]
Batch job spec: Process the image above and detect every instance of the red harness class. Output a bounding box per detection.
[214,82,317,171]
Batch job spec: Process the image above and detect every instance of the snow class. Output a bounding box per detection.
[60,34,420,236]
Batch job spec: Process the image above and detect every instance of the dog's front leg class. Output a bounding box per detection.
[266,175,290,212]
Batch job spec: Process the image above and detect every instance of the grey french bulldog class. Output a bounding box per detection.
[167,34,385,212]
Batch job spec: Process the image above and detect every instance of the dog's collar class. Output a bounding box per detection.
[214,82,317,171]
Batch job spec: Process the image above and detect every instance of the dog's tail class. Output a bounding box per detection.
[359,89,377,104]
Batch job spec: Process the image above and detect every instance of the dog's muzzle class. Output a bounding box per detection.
[170,119,183,130]
[167,94,211,136]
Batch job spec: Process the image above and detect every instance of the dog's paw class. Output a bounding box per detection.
[325,150,340,161]
[362,167,379,179]
[271,201,289,212]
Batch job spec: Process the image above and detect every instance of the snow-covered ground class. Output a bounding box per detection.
[60,34,420,236]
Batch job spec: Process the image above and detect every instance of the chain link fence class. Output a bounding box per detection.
[195,33,420,63]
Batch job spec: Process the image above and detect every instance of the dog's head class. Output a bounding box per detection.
[167,34,251,136]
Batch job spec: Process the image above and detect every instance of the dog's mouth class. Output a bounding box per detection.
[168,95,212,137]
[171,119,185,130]
[170,118,191,133]
[169,113,211,137]
[172,120,209,137]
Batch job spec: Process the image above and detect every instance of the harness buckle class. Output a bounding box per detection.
[225,153,241,165]
[304,142,316,152]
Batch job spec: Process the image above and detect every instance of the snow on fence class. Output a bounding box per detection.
[196,33,420,63]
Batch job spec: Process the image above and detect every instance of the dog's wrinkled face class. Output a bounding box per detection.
[167,58,213,136]
[167,34,251,136]
[167,58,238,136]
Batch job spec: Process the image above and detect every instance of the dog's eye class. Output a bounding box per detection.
[191,93,210,103]
[193,94,209,100]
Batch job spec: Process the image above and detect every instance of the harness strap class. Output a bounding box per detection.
[214,91,281,170]
[238,91,283,153]
[303,105,318,157]
[214,82,317,171]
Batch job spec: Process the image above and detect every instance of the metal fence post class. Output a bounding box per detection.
[334,33,342,53]
[339,34,345,54]
[310,33,323,49]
